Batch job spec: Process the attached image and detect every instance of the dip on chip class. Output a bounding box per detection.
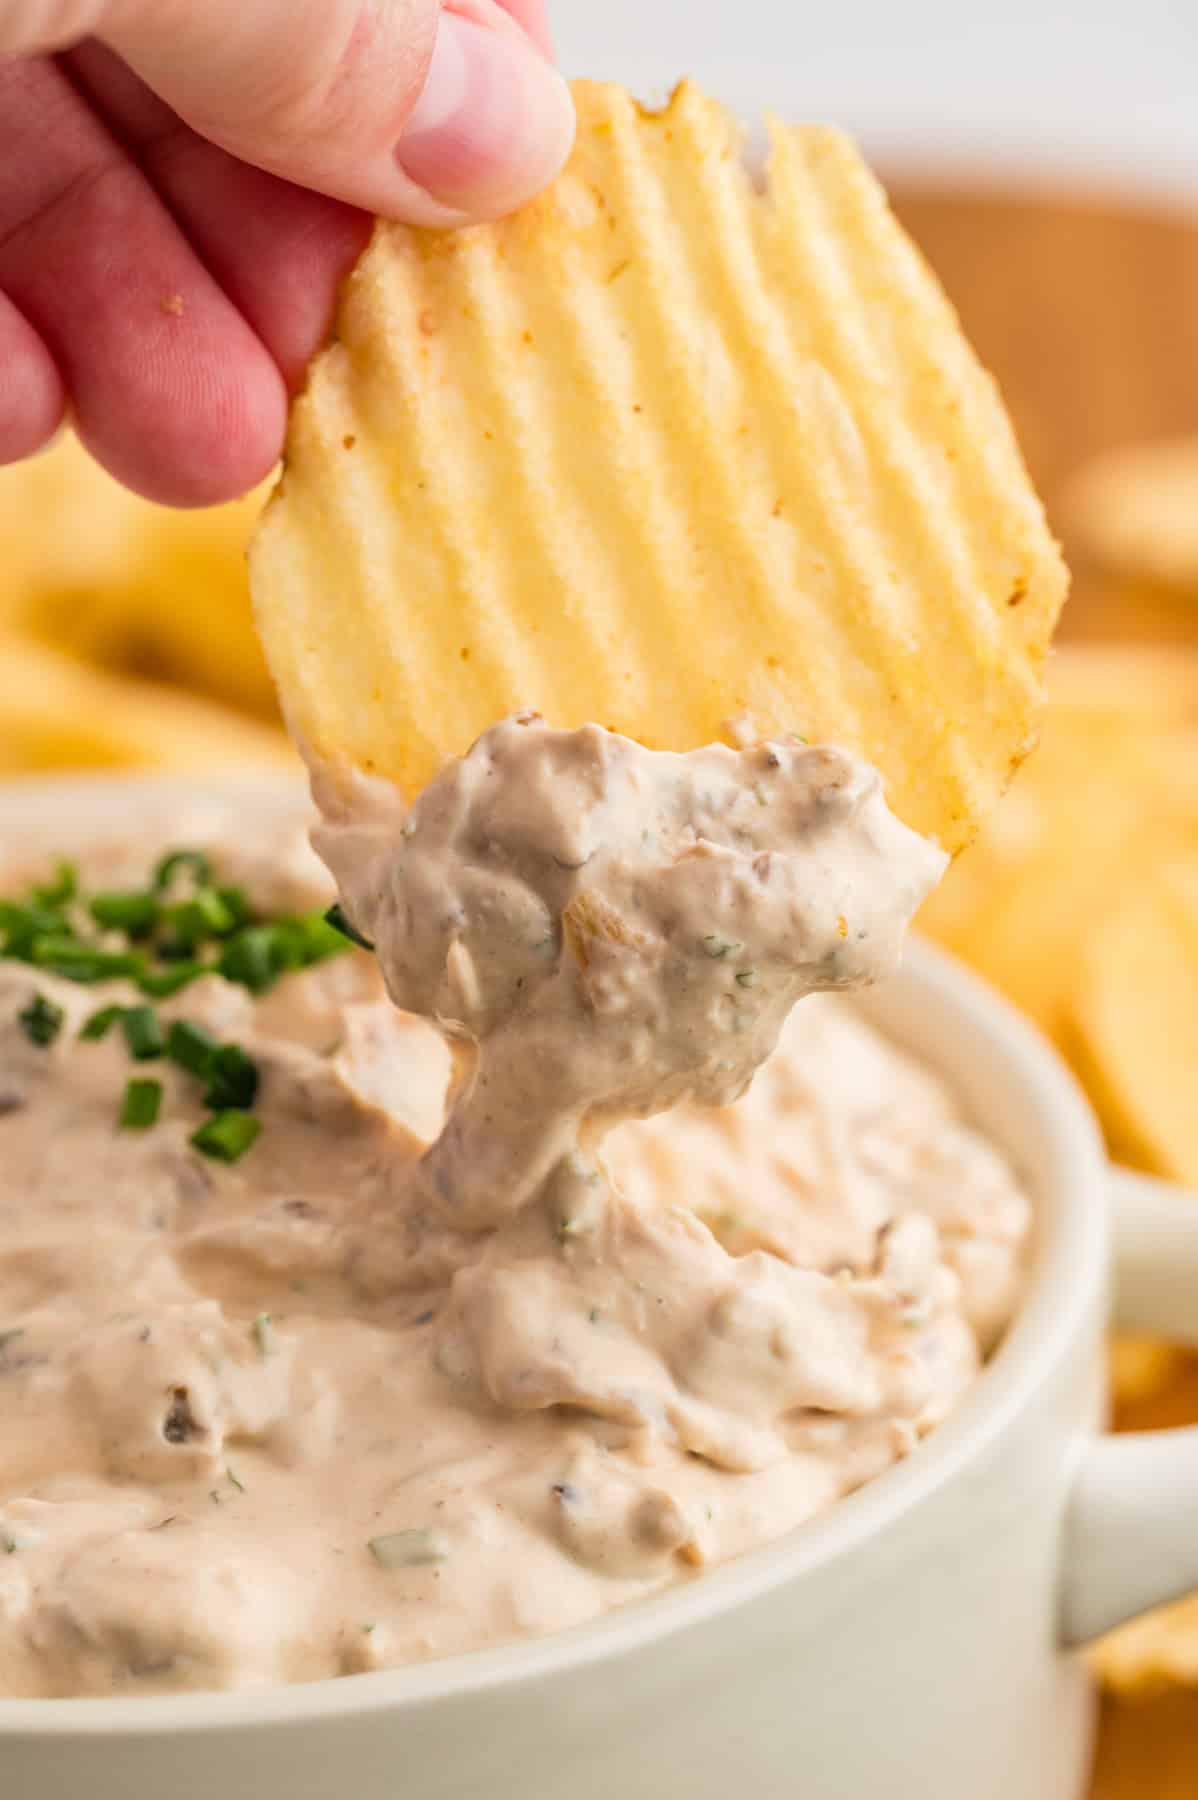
[251,79,1067,853]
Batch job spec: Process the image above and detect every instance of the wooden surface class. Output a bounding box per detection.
[885,180,1198,1798]
[888,182,1198,649]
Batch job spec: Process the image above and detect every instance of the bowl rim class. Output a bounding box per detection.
[0,773,1108,1738]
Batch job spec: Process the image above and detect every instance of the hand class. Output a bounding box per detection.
[0,0,574,504]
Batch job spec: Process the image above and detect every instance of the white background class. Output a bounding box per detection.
[553,0,1198,206]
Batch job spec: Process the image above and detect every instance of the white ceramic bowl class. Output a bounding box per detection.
[2,775,1197,1800]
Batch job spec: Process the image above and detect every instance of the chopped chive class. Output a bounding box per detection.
[30,937,143,983]
[138,960,207,999]
[153,850,212,892]
[32,860,77,908]
[225,1464,246,1494]
[80,1003,124,1041]
[155,934,195,963]
[292,910,353,965]
[166,1018,218,1077]
[324,903,374,952]
[215,885,251,930]
[166,887,236,946]
[702,935,744,960]
[368,1528,450,1569]
[252,1312,277,1358]
[120,1078,162,1130]
[190,1110,260,1163]
[0,903,71,960]
[89,890,159,937]
[212,913,353,996]
[260,921,307,976]
[17,991,64,1046]
[120,1005,164,1060]
[735,969,759,989]
[203,1043,258,1111]
[217,926,277,994]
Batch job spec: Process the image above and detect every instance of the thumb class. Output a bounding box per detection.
[95,0,575,224]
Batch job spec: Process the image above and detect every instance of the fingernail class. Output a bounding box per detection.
[397,9,575,217]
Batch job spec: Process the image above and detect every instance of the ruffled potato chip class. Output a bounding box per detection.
[0,434,276,718]
[1070,855,1198,1188]
[1094,1592,1198,1697]
[918,646,1198,1041]
[0,634,293,775]
[251,80,1066,851]
[1107,1335,1179,1408]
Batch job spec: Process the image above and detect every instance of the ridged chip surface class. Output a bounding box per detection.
[251,80,1067,850]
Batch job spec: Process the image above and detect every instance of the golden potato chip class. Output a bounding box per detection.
[0,634,294,775]
[918,645,1198,1031]
[1107,1334,1179,1408]
[1093,1592,1198,1697]
[251,79,1066,850]
[1066,435,1198,591]
[1069,856,1198,1187]
[0,433,276,717]
[1045,642,1198,725]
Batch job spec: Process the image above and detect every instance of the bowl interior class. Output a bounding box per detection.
[0,773,1109,1734]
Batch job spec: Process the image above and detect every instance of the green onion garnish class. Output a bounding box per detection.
[3,845,348,1149]
[32,860,77,908]
[166,1018,218,1077]
[225,1464,246,1493]
[215,886,251,930]
[252,1313,277,1358]
[17,991,64,1046]
[80,1003,124,1041]
[217,926,277,994]
[30,937,143,984]
[120,1005,164,1061]
[120,1078,162,1129]
[154,934,196,963]
[138,960,207,999]
[0,902,71,960]
[166,887,237,946]
[324,903,374,952]
[203,1043,258,1111]
[153,850,212,892]
[89,891,159,937]
[291,910,352,964]
[190,1110,260,1163]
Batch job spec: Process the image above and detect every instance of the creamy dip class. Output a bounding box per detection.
[0,724,1030,1698]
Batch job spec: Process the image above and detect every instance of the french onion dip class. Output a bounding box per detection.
[0,720,1031,1697]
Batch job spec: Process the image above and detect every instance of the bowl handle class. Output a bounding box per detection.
[1059,1168,1198,1647]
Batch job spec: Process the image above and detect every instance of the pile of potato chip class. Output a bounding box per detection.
[0,435,291,774]
[919,640,1197,1194]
